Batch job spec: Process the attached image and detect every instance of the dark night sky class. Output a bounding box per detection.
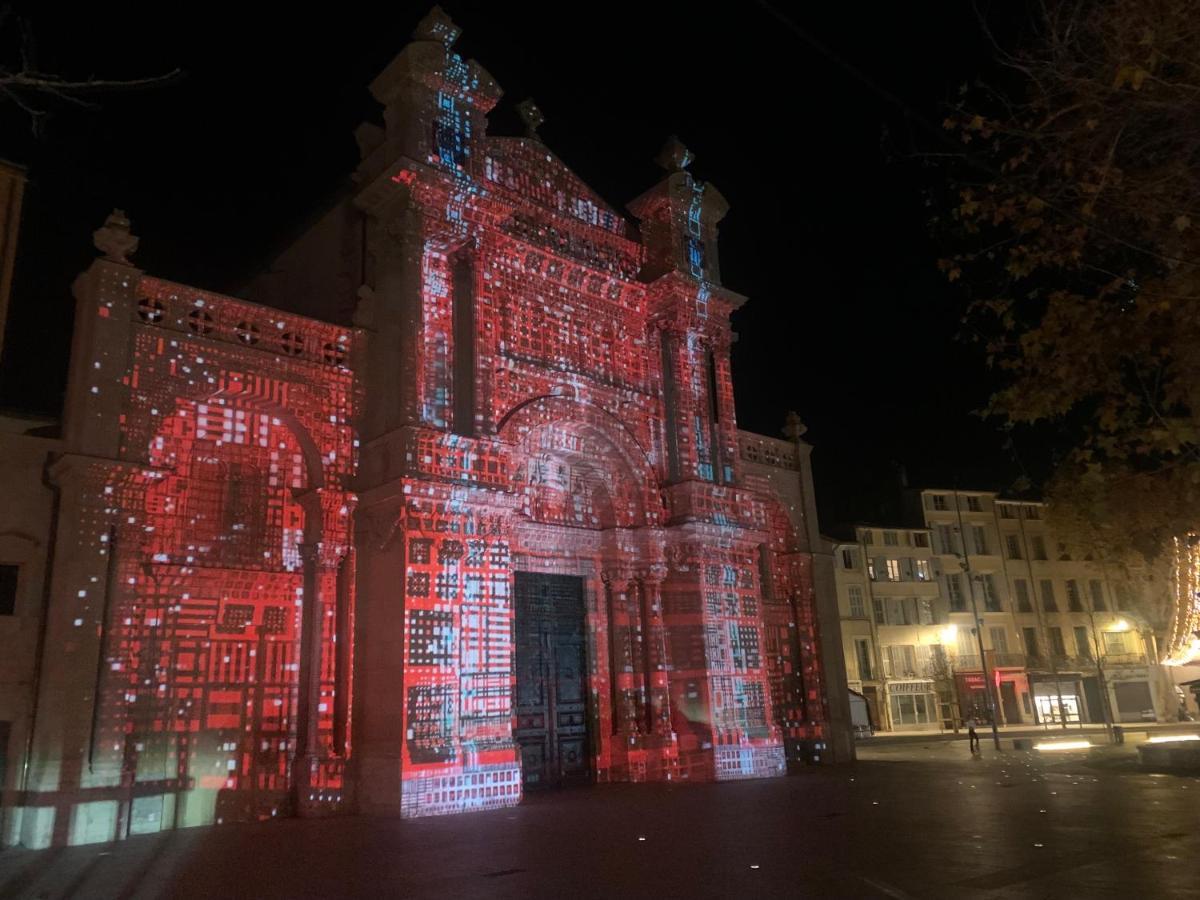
[0,2,1031,528]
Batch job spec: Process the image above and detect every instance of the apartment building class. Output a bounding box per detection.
[989,495,1163,725]
[915,489,1030,726]
[834,488,1168,733]
[835,526,949,732]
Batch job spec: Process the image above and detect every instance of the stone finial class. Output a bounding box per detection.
[413,6,461,47]
[516,98,545,140]
[783,411,808,441]
[655,135,694,172]
[93,209,138,264]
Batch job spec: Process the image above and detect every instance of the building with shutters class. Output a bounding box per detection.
[834,488,1170,732]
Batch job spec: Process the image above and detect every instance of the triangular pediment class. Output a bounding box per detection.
[481,137,629,237]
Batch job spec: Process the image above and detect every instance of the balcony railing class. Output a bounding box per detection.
[988,652,1026,668]
[1103,653,1147,667]
[949,652,1027,671]
[1025,655,1102,672]
[880,659,945,679]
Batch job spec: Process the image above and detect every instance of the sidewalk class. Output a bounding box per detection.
[861,720,1200,745]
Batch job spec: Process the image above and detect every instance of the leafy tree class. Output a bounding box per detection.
[934,0,1200,641]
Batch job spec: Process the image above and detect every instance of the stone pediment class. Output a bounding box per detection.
[482,137,630,238]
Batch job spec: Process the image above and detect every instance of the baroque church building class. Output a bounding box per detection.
[0,8,849,847]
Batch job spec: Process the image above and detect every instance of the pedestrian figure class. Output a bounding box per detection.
[966,716,980,755]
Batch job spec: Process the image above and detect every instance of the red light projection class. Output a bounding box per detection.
[14,9,832,846]
[343,12,833,813]
[68,277,361,832]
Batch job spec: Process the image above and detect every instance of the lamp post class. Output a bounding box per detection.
[1015,505,1069,731]
[954,490,1002,750]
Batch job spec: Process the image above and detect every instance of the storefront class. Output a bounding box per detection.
[1107,667,1158,722]
[955,672,990,723]
[886,680,940,730]
[953,670,1030,725]
[1030,677,1085,725]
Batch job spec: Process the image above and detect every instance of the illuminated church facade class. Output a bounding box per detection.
[0,8,849,847]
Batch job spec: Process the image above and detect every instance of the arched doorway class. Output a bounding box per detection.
[100,393,346,830]
[499,396,673,786]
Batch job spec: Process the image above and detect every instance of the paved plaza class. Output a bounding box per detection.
[0,738,1197,899]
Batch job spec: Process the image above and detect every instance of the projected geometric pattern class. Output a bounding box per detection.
[13,7,831,847]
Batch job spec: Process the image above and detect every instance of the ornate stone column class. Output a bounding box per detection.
[292,488,347,815]
[602,569,641,738]
[293,541,325,812]
[639,564,673,737]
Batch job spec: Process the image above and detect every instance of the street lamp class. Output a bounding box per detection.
[954,491,1002,751]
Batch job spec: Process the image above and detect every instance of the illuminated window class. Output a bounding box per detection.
[914,559,932,581]
[1103,631,1132,655]
[889,691,937,726]
[885,559,901,582]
